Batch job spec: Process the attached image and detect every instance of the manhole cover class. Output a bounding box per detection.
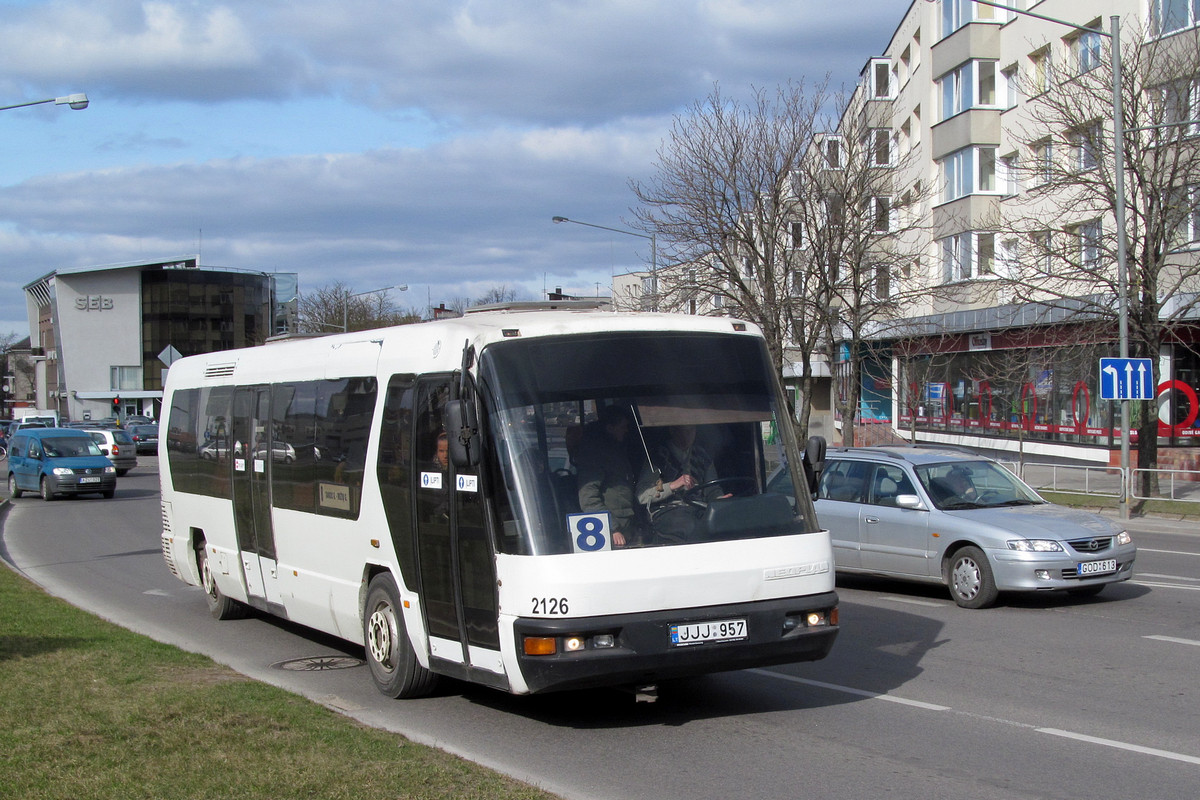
[272,655,365,672]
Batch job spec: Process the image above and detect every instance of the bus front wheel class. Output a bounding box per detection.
[364,573,438,699]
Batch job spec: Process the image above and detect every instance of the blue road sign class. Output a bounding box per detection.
[1099,357,1154,400]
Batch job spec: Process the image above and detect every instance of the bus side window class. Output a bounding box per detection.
[377,375,418,583]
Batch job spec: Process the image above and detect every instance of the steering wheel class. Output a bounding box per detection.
[974,488,1000,504]
[683,476,756,502]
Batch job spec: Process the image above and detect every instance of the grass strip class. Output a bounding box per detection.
[0,564,559,800]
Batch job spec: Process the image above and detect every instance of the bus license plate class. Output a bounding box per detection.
[79,477,101,484]
[1078,559,1117,576]
[670,618,747,647]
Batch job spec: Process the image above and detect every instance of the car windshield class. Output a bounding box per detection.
[915,460,1044,510]
[43,437,104,458]
[478,331,818,555]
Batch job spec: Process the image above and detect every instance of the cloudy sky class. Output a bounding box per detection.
[0,0,905,336]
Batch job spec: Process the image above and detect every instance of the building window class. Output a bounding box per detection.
[871,59,893,99]
[999,152,1020,195]
[1068,24,1104,74]
[939,231,995,283]
[940,0,1004,40]
[1158,76,1200,139]
[789,221,804,249]
[110,366,141,392]
[1152,0,1200,37]
[1190,186,1200,242]
[868,128,892,166]
[824,137,842,168]
[873,264,891,299]
[938,60,1001,121]
[999,237,1020,279]
[871,197,892,232]
[940,146,999,202]
[1076,219,1103,268]
[1071,123,1102,172]
[1002,64,1019,108]
[1030,47,1052,95]
[1033,139,1054,187]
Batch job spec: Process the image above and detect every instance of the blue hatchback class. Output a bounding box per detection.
[7,428,117,500]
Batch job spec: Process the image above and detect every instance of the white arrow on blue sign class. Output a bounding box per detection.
[1099,357,1154,400]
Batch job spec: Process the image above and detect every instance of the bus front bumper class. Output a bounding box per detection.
[512,591,839,694]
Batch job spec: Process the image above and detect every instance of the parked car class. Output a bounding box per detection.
[7,428,116,500]
[128,424,159,454]
[82,428,139,475]
[254,441,296,463]
[124,415,153,426]
[770,446,1136,608]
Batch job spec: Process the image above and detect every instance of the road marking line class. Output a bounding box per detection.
[1144,634,1200,647]
[756,669,1200,766]
[880,596,945,608]
[1136,548,1200,557]
[1131,580,1200,591]
[1136,572,1200,582]
[750,670,951,711]
[1037,728,1200,766]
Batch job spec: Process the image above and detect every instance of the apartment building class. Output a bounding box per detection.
[834,0,1200,463]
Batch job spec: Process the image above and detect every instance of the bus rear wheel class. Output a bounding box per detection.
[197,541,245,620]
[364,573,438,699]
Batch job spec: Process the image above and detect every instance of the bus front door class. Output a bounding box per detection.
[230,385,282,610]
[414,378,502,679]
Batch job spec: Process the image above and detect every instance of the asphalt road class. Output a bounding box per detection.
[3,458,1199,800]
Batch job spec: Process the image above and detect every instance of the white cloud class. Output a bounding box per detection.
[0,0,903,331]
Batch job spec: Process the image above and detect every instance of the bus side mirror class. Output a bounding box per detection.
[801,436,826,500]
[445,399,480,468]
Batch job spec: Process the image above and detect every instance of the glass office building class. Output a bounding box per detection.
[23,257,297,422]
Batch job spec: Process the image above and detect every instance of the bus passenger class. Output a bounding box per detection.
[575,405,639,547]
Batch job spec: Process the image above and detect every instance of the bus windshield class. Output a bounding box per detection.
[478,331,818,555]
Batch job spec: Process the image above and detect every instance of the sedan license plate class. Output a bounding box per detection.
[1078,559,1117,576]
[78,476,101,484]
[669,618,747,647]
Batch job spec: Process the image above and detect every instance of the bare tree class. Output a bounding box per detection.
[630,81,931,443]
[630,82,829,380]
[297,282,419,333]
[790,96,932,446]
[631,81,847,440]
[474,285,525,307]
[996,22,1200,478]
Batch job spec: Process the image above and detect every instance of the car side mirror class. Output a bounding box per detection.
[896,494,923,509]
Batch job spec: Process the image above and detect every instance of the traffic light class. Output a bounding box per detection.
[112,396,121,410]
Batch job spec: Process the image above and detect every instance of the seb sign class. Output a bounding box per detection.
[75,295,115,311]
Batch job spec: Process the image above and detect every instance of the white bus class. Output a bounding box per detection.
[160,303,838,699]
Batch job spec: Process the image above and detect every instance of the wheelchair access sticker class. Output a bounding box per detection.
[567,512,612,553]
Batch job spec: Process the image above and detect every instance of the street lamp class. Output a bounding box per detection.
[552,215,659,311]
[0,93,89,112]
[342,284,407,332]
[971,2,1132,518]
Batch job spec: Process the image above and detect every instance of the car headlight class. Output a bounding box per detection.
[1007,539,1064,552]
[51,467,74,476]
[103,466,117,474]
[1116,531,1132,546]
